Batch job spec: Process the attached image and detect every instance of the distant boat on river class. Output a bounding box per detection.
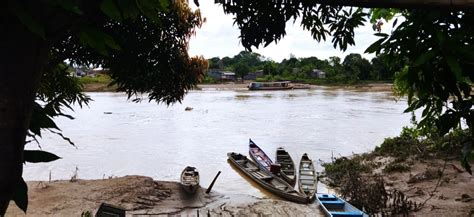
[227,152,308,203]
[248,81,293,90]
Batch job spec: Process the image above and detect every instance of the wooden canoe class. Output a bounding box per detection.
[275,147,296,186]
[298,153,317,201]
[248,139,273,172]
[317,193,368,217]
[180,166,199,194]
[227,152,308,204]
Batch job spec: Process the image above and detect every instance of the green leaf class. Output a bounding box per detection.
[103,34,121,50]
[392,18,398,28]
[365,37,385,54]
[78,28,121,56]
[413,50,436,66]
[118,0,139,19]
[445,56,463,81]
[9,1,45,39]
[12,178,28,213]
[29,102,60,138]
[374,33,388,37]
[100,0,122,21]
[136,0,165,22]
[50,0,83,15]
[159,0,170,11]
[24,150,61,163]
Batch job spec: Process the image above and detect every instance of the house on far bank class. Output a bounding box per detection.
[208,69,236,81]
[310,69,326,79]
[244,70,264,80]
[74,68,86,77]
[88,68,109,76]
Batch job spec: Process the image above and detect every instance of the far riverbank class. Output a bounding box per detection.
[82,81,394,92]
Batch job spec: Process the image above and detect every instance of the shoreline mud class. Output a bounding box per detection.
[6,176,322,216]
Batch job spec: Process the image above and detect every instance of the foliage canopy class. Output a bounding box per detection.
[217,1,473,173]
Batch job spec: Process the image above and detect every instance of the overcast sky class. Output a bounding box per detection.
[189,2,393,62]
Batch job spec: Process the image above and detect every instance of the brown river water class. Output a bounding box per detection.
[23,87,410,198]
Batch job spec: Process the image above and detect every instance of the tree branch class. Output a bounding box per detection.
[217,0,474,10]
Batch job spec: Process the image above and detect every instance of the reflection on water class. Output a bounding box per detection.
[23,88,409,198]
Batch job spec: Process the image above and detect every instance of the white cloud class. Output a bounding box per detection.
[189,2,394,62]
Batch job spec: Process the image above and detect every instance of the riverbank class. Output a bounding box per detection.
[82,80,393,92]
[321,129,474,216]
[6,176,320,216]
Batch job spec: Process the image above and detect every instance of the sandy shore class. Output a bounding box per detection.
[6,176,321,216]
[5,158,472,216]
[377,158,474,216]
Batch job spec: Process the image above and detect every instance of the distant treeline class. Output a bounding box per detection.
[207,51,400,84]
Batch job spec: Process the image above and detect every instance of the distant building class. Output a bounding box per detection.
[87,68,109,76]
[310,69,326,78]
[74,68,86,77]
[222,72,236,81]
[244,70,264,80]
[207,69,235,81]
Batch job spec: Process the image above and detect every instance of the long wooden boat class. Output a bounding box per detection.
[227,152,308,204]
[248,81,293,90]
[180,166,199,194]
[248,139,273,172]
[275,147,296,186]
[317,193,368,217]
[298,153,317,201]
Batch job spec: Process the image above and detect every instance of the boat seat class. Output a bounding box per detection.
[301,186,316,190]
[245,168,258,172]
[235,160,247,164]
[322,200,345,205]
[329,211,363,217]
[260,175,273,180]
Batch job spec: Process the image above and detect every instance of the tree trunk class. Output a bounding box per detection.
[0,18,47,215]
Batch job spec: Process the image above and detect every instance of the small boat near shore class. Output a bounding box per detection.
[227,152,308,204]
[249,139,274,172]
[317,193,367,217]
[275,147,296,186]
[298,153,317,201]
[180,166,199,194]
[248,81,293,90]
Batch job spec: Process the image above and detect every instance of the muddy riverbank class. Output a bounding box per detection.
[6,176,321,216]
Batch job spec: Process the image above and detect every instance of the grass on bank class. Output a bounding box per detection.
[78,74,118,92]
[78,74,112,85]
[321,127,472,215]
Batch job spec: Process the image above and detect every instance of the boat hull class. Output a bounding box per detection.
[180,166,199,194]
[248,139,273,172]
[228,152,308,204]
[248,81,293,91]
[316,193,368,217]
[298,153,317,201]
[275,147,296,186]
